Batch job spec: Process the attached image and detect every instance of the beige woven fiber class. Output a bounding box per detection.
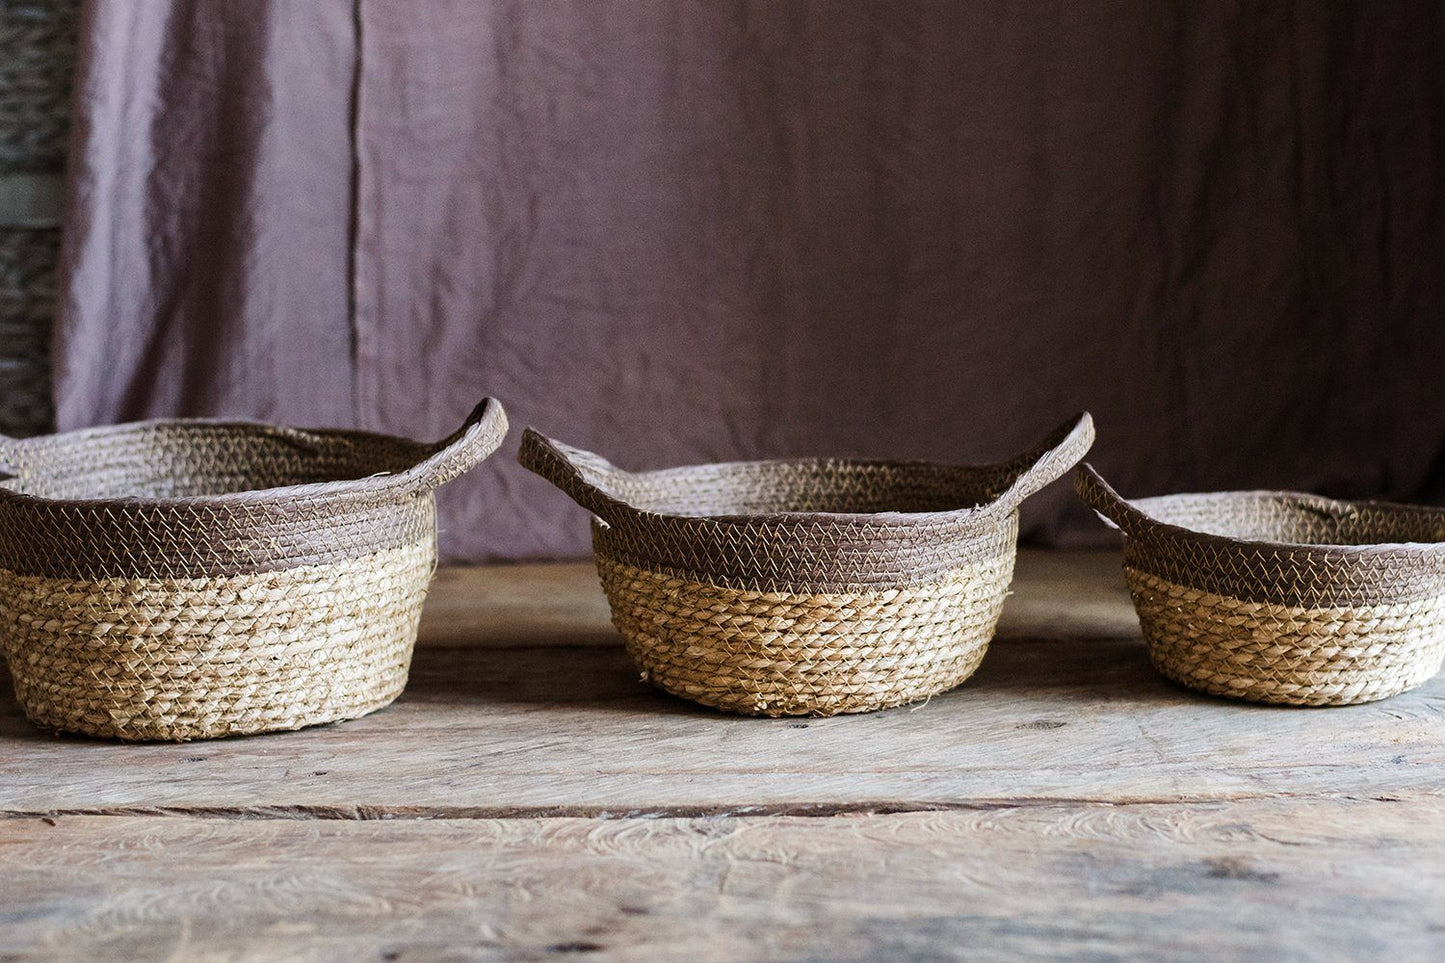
[1077,465,1445,706]
[0,398,507,740]
[521,413,1093,716]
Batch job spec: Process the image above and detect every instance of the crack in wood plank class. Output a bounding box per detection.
[2,791,1434,823]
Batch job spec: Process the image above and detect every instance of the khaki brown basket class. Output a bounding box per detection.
[1077,465,1445,706]
[520,413,1094,716]
[0,398,507,740]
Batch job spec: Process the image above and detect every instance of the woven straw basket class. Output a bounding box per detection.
[1077,465,1445,706]
[520,413,1094,716]
[0,399,508,740]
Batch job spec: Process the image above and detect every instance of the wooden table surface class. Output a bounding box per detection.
[3,550,1443,961]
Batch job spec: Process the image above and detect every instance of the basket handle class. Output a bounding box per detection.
[983,412,1095,516]
[518,428,633,525]
[1074,462,1154,537]
[400,397,509,492]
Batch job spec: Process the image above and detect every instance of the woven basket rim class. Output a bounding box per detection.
[520,412,1095,531]
[588,455,1028,525]
[0,399,507,510]
[1078,464,1445,559]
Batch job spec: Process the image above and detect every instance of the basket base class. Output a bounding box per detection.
[597,554,1014,717]
[11,689,409,742]
[1126,567,1445,707]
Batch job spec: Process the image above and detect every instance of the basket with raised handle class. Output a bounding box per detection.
[1076,464,1445,706]
[0,398,508,740]
[520,413,1093,716]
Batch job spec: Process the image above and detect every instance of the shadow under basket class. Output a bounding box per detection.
[0,399,508,740]
[1076,465,1445,706]
[520,414,1094,717]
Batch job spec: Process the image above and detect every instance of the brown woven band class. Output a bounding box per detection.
[1076,464,1445,607]
[0,399,507,580]
[588,514,1013,592]
[522,413,1093,593]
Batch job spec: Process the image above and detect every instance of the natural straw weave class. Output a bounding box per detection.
[0,228,58,437]
[0,0,81,171]
[0,398,507,740]
[1077,465,1445,706]
[521,414,1093,716]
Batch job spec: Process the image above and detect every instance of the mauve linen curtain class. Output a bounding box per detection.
[54,0,1445,561]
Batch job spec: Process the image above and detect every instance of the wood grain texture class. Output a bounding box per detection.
[4,800,1443,962]
[417,561,616,648]
[3,551,1443,961]
[3,551,1442,815]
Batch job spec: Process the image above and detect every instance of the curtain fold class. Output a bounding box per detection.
[56,0,359,427]
[55,0,1445,561]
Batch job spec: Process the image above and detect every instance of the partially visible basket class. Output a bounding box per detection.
[0,398,508,740]
[0,227,57,437]
[1076,465,1445,706]
[520,413,1094,716]
[0,0,82,171]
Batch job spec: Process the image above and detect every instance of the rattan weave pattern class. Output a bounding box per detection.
[521,413,1093,716]
[0,227,57,437]
[0,398,507,740]
[0,0,81,171]
[3,542,433,739]
[0,0,82,438]
[1077,465,1445,706]
[596,539,1015,716]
